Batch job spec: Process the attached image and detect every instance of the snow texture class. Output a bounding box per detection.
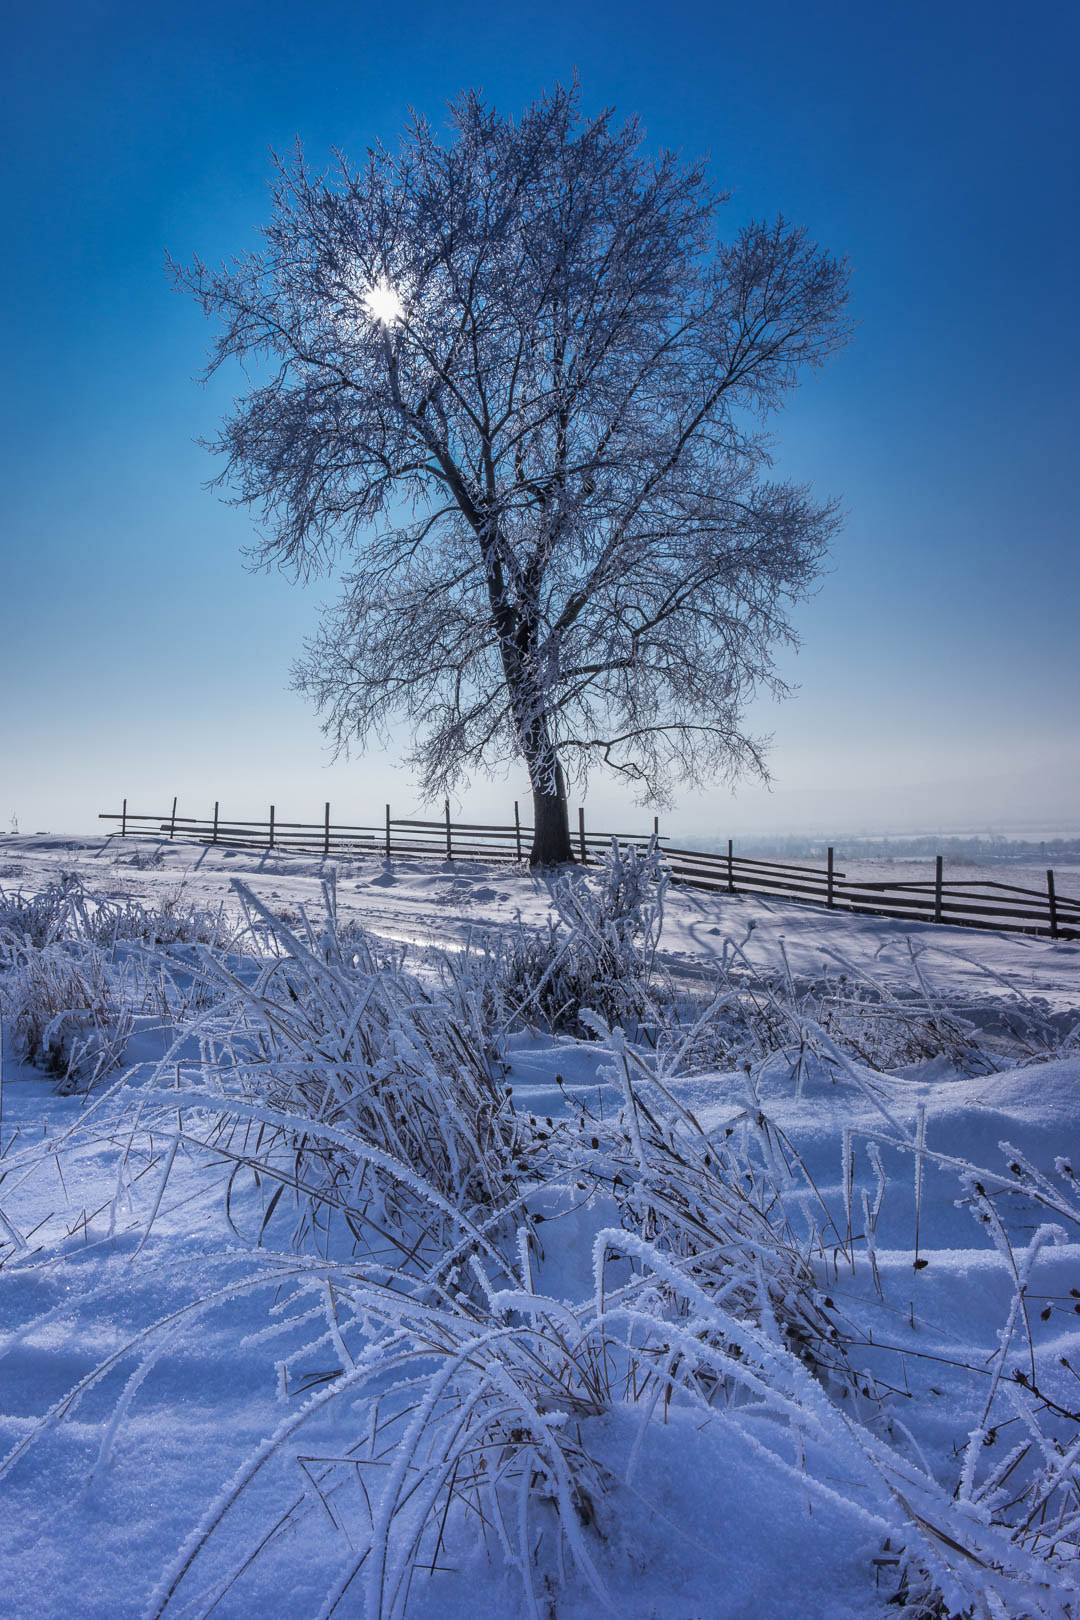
[2,832,1080,1619]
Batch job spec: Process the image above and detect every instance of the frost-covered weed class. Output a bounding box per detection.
[138,1085,1078,1620]
[542,1016,848,1384]
[128,883,238,949]
[659,926,1078,1080]
[170,879,524,1266]
[0,872,238,953]
[101,892,884,1617]
[3,866,1080,1618]
[0,942,133,1091]
[0,874,236,1091]
[0,872,88,948]
[851,1128,1080,1611]
[451,839,669,1038]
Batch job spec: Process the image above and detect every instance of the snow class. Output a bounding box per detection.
[2,833,1079,1618]
[3,831,1074,1002]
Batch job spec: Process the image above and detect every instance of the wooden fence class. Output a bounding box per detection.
[99,798,1079,941]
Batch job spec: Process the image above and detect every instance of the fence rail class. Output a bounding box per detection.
[99,799,1079,941]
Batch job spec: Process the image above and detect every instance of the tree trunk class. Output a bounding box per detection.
[484,553,573,864]
[529,761,574,865]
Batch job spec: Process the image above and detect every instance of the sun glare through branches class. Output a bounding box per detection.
[361,277,404,326]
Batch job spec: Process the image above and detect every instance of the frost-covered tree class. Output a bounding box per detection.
[175,84,849,864]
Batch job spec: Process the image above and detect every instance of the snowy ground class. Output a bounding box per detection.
[2,832,1077,1004]
[2,835,1080,1618]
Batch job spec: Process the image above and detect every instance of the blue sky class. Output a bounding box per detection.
[2,0,1077,838]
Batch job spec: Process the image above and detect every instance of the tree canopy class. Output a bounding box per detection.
[176,84,849,861]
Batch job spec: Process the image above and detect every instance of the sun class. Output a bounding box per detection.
[362,278,404,326]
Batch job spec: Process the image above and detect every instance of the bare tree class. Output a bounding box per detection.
[175,84,849,863]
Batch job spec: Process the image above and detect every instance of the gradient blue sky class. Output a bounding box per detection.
[3,0,1077,838]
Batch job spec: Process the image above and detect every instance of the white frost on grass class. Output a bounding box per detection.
[0,833,1079,1618]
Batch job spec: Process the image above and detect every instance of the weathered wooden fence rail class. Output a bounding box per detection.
[99,799,1079,940]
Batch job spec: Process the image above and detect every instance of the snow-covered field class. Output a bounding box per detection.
[2,834,1080,1618]
[814,856,1080,907]
[3,833,1076,1004]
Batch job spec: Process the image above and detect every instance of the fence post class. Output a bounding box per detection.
[578,806,587,864]
[169,797,177,840]
[653,815,659,843]
[727,839,734,894]
[827,846,834,909]
[445,798,452,860]
[212,802,219,845]
[269,805,275,850]
[323,802,330,857]
[1048,869,1059,939]
[514,800,522,862]
[385,804,391,861]
[934,855,944,923]
[121,797,127,838]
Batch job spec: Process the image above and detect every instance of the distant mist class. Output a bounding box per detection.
[687,833,1080,865]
